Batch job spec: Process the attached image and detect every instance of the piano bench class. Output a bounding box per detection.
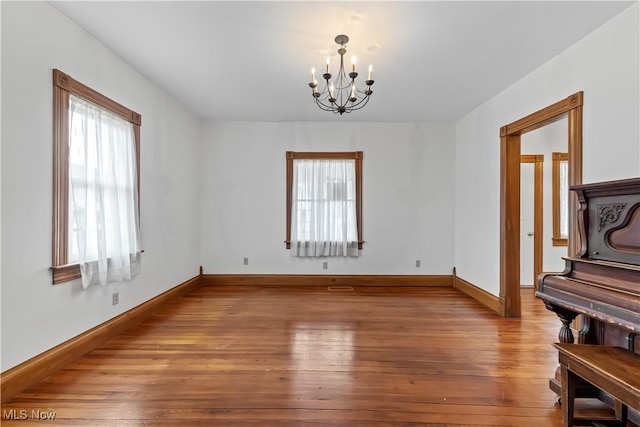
[554,343,640,427]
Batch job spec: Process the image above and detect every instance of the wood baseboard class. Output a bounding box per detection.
[202,274,453,287]
[0,273,202,403]
[452,269,500,314]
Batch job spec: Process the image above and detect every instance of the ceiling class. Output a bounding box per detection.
[50,1,634,123]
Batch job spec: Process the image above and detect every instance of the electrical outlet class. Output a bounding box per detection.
[415,260,421,268]
[322,261,328,270]
[243,257,249,265]
[112,291,119,306]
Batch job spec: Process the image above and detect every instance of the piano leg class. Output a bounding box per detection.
[544,303,582,398]
[545,303,579,343]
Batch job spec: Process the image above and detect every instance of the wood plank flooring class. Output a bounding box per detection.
[2,286,566,426]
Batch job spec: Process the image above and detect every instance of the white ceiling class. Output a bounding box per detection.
[50,1,634,122]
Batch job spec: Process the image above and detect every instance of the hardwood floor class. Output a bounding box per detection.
[2,285,566,426]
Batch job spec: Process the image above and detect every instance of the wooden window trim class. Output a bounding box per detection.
[51,69,142,284]
[552,152,569,247]
[285,151,363,250]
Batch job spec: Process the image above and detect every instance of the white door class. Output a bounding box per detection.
[520,162,535,287]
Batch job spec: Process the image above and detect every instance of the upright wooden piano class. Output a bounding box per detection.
[536,177,640,421]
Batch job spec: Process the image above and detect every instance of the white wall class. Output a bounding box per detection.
[1,2,202,371]
[200,122,455,275]
[454,3,639,296]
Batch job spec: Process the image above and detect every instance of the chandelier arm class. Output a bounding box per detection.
[312,80,334,106]
[315,103,336,113]
[316,98,342,114]
[314,96,340,112]
[328,90,368,113]
[354,85,371,95]
[351,92,371,106]
[315,85,329,101]
[326,80,371,111]
[348,96,371,111]
[343,92,372,113]
[313,98,333,111]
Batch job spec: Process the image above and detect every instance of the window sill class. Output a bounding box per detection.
[285,240,364,250]
[51,250,144,284]
[51,264,81,284]
[552,237,568,247]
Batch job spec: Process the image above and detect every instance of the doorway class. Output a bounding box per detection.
[499,92,583,318]
[520,155,543,288]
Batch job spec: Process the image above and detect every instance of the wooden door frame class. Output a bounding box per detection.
[500,92,583,317]
[520,154,544,289]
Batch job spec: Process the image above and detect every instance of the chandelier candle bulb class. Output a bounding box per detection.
[326,57,330,74]
[352,56,356,72]
[368,65,372,80]
[311,67,315,81]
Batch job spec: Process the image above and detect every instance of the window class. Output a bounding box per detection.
[52,70,142,285]
[552,152,569,246]
[285,151,363,257]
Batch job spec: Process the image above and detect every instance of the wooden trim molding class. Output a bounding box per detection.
[51,81,70,270]
[567,104,583,257]
[286,152,363,159]
[502,92,582,136]
[201,274,453,287]
[499,92,583,318]
[51,264,81,284]
[53,70,141,125]
[551,237,568,246]
[0,274,201,403]
[500,133,522,317]
[285,151,364,250]
[452,268,500,314]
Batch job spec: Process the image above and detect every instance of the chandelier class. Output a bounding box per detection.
[308,35,375,115]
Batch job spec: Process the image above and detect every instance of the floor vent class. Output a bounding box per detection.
[327,286,354,292]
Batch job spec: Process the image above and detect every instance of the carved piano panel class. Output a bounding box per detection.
[581,184,640,264]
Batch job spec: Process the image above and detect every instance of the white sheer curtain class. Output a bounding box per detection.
[559,160,569,238]
[69,94,141,288]
[291,159,359,257]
